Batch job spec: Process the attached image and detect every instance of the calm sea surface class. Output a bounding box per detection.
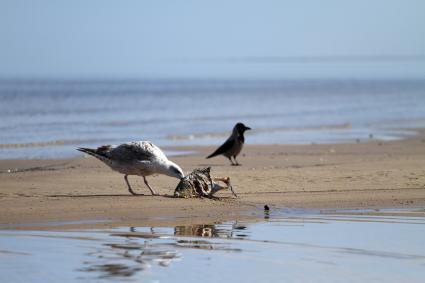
[1,79,425,159]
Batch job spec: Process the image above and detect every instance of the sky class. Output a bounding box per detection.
[1,0,425,79]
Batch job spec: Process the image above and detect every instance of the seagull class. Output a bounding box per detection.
[77,141,184,195]
[206,122,251,165]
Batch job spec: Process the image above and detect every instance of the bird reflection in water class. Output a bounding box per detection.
[79,227,181,279]
[80,222,248,280]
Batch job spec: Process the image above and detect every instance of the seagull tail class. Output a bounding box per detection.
[77,147,99,156]
[77,147,111,164]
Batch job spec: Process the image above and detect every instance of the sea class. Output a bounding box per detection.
[1,79,425,159]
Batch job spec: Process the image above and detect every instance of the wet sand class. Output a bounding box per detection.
[1,131,425,229]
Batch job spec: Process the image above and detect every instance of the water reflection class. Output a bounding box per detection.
[80,231,179,279]
[81,263,143,279]
[80,223,248,280]
[175,224,219,238]
[174,223,248,238]
[2,210,425,283]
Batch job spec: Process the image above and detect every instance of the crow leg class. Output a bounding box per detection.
[232,156,240,166]
[228,156,236,166]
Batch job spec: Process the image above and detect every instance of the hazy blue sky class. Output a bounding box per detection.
[1,0,425,79]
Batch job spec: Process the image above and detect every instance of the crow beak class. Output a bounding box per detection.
[245,126,251,131]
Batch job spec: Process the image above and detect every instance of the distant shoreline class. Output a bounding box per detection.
[0,126,421,160]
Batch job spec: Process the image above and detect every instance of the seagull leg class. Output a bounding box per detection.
[143,176,158,195]
[124,175,138,195]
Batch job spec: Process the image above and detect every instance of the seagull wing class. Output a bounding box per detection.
[110,141,158,162]
[206,138,235,159]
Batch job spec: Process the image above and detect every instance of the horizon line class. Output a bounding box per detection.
[176,54,425,64]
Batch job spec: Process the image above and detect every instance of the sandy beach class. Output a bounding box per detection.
[1,131,424,230]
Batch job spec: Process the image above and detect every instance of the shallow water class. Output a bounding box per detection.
[1,79,425,159]
[1,210,425,282]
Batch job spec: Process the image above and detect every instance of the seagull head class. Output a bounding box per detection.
[234,122,251,135]
[166,160,185,179]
